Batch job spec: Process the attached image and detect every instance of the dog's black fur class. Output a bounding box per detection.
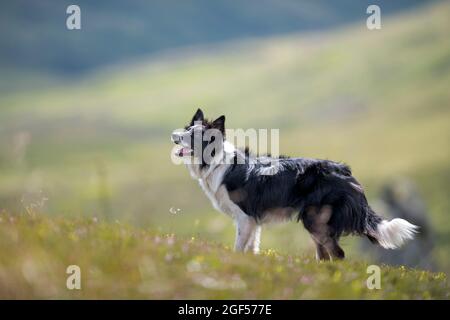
[223,154,382,239]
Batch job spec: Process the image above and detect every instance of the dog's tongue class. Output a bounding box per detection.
[177,147,191,157]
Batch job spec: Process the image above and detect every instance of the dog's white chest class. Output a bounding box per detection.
[186,143,242,219]
[198,179,234,217]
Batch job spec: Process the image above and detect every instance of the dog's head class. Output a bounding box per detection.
[171,108,225,164]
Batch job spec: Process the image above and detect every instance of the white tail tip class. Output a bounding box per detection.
[375,218,419,249]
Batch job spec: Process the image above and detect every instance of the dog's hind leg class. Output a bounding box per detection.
[304,205,345,261]
[304,206,328,261]
[322,238,345,260]
[313,242,330,261]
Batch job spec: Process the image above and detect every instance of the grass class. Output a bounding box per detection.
[0,212,447,299]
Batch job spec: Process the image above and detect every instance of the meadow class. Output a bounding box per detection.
[0,213,447,299]
[0,1,449,297]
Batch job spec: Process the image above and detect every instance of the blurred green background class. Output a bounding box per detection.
[0,0,449,273]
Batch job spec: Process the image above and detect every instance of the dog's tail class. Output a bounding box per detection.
[365,207,419,249]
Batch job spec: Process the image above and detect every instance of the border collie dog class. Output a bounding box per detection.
[171,109,418,260]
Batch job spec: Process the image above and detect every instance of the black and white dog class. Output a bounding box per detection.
[171,109,418,260]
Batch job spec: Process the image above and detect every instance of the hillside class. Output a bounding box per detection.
[0,213,447,299]
[0,0,428,74]
[0,0,449,274]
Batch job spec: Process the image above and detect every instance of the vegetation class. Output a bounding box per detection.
[0,213,447,299]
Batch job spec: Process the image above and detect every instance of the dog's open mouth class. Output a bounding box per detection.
[176,147,192,157]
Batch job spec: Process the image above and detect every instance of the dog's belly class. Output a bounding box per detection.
[261,207,297,224]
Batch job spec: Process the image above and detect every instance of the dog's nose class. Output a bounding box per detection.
[171,133,181,144]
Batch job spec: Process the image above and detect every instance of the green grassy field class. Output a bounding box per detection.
[0,0,449,291]
[0,213,447,299]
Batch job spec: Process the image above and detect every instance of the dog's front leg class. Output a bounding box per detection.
[245,225,262,254]
[234,214,258,253]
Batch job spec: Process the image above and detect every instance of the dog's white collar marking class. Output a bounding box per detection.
[185,140,237,213]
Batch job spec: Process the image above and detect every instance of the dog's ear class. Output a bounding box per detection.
[212,115,225,136]
[190,108,204,125]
